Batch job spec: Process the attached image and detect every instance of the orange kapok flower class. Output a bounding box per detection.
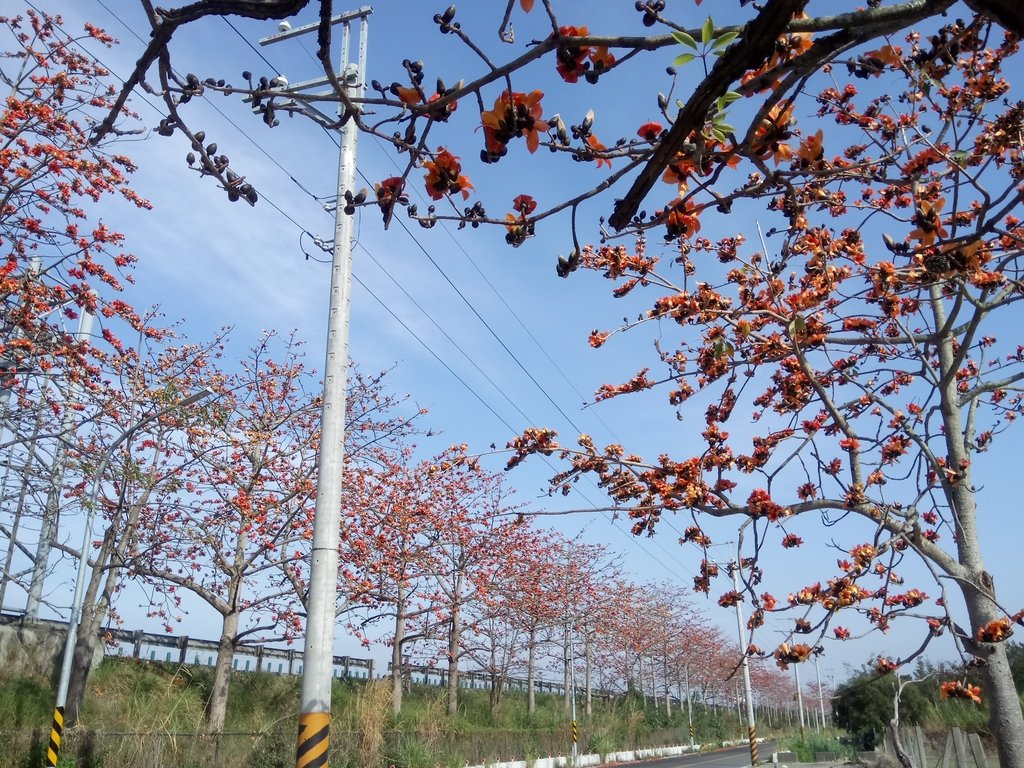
[481,90,549,159]
[637,121,664,142]
[976,617,1013,644]
[374,176,407,221]
[423,148,473,200]
[511,194,537,215]
[875,656,899,674]
[908,196,948,247]
[751,102,794,165]
[662,199,701,241]
[797,128,824,163]
[392,85,421,106]
[590,45,615,72]
[556,26,591,83]
[774,642,812,669]
[586,134,612,168]
[940,681,982,704]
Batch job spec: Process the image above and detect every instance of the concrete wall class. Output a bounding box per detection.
[0,621,66,680]
[0,621,103,681]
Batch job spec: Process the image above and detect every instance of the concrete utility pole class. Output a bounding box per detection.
[730,559,759,765]
[46,388,212,767]
[258,10,370,768]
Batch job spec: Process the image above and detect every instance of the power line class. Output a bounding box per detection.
[352,249,689,580]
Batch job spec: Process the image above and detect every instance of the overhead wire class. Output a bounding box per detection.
[368,133,628,446]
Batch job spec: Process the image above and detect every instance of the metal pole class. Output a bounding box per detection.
[731,560,759,765]
[685,663,695,749]
[570,622,578,768]
[814,655,827,731]
[795,662,806,737]
[45,388,211,766]
[258,11,372,768]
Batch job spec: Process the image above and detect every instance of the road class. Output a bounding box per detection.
[620,742,778,768]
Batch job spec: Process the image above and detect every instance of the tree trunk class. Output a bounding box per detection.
[664,654,671,717]
[205,609,239,733]
[584,631,593,717]
[487,632,504,712]
[391,591,405,715]
[527,625,537,715]
[957,563,1024,767]
[563,622,571,712]
[931,286,1024,768]
[447,598,461,716]
[66,458,156,726]
[64,520,120,726]
[0,414,41,609]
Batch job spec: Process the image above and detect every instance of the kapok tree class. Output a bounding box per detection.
[59,332,213,726]
[423,465,523,716]
[0,10,153,411]
[88,2,1024,764]
[459,525,546,713]
[476,526,569,715]
[342,446,464,715]
[127,333,324,734]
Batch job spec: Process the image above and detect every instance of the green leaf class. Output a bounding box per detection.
[712,30,739,49]
[950,149,970,168]
[701,16,714,46]
[713,338,735,359]
[672,30,698,50]
[673,52,696,66]
[716,91,741,111]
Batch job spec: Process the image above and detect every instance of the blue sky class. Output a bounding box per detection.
[23,0,1024,683]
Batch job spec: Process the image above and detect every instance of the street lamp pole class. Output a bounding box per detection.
[730,558,759,766]
[570,621,578,768]
[684,662,695,749]
[814,655,827,730]
[45,387,213,767]
[795,662,807,737]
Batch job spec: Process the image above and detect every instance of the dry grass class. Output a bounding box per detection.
[356,680,392,768]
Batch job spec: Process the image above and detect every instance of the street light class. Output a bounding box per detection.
[45,387,213,767]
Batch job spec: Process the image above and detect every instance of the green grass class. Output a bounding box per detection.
[783,731,857,762]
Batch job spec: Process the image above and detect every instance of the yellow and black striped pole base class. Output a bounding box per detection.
[748,725,759,766]
[572,719,578,745]
[46,706,64,767]
[295,712,330,768]
[689,723,695,741]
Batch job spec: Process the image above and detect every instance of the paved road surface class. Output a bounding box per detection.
[618,742,778,768]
